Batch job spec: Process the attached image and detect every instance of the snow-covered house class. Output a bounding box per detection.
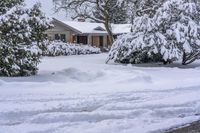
[46,18,132,48]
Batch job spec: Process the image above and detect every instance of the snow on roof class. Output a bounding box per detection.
[57,19,132,35]
[112,24,132,34]
[61,21,107,34]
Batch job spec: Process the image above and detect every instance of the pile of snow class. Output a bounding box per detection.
[43,41,101,56]
[1,54,200,133]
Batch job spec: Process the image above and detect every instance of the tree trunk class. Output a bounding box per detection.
[163,59,172,65]
[182,52,199,65]
[104,22,114,46]
[182,52,187,65]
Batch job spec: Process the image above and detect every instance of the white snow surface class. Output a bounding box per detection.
[1,54,200,133]
[61,21,107,34]
[60,20,132,34]
[112,24,132,34]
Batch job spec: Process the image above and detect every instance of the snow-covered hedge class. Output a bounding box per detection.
[43,41,101,56]
[107,0,200,65]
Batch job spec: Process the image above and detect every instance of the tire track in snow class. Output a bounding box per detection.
[1,85,200,133]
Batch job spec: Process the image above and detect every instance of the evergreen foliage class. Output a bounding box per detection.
[0,0,24,15]
[0,0,51,76]
[107,0,200,65]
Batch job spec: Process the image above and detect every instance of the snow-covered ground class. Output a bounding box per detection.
[1,54,200,133]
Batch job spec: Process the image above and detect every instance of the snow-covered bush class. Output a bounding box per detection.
[43,41,101,56]
[106,31,172,64]
[107,0,200,65]
[0,43,42,76]
[0,0,51,76]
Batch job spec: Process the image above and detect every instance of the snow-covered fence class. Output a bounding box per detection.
[42,41,101,56]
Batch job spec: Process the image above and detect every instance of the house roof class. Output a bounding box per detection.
[62,21,107,34]
[112,24,132,35]
[53,18,132,35]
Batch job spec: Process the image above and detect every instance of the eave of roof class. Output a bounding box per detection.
[53,18,82,34]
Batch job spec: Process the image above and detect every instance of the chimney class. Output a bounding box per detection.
[78,16,85,22]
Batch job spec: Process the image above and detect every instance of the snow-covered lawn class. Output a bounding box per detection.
[1,54,200,133]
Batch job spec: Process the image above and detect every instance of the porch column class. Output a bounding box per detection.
[70,34,73,43]
[103,35,107,47]
[88,35,92,45]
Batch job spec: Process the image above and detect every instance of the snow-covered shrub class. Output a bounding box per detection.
[107,0,200,65]
[0,43,42,76]
[155,0,200,65]
[43,41,101,56]
[0,0,51,76]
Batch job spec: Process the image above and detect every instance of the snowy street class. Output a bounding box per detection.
[1,54,200,133]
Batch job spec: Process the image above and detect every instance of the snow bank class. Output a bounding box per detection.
[1,54,200,133]
[52,68,105,82]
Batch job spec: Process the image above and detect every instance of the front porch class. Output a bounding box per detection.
[72,34,110,48]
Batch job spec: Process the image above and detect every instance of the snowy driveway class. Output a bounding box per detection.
[1,54,200,133]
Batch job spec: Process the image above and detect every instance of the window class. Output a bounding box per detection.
[55,34,60,40]
[54,34,66,42]
[60,34,66,42]
[77,36,88,44]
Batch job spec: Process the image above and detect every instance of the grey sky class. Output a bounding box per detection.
[25,0,68,20]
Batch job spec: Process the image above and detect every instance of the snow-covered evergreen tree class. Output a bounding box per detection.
[0,0,23,15]
[135,0,165,17]
[27,3,53,50]
[0,0,51,76]
[127,0,165,25]
[107,0,200,65]
[154,0,200,65]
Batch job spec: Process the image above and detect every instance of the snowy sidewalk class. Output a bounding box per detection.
[0,54,200,133]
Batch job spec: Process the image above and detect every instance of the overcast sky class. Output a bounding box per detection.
[25,0,68,20]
